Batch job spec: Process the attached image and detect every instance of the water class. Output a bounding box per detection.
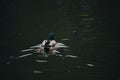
[2,52,92,80]
[1,0,120,80]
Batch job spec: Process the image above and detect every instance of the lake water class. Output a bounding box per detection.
[0,0,120,80]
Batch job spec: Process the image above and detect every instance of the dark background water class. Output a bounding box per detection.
[0,0,120,80]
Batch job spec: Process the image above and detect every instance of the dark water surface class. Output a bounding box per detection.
[0,0,120,80]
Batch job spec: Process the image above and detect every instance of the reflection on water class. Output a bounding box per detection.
[3,42,96,80]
